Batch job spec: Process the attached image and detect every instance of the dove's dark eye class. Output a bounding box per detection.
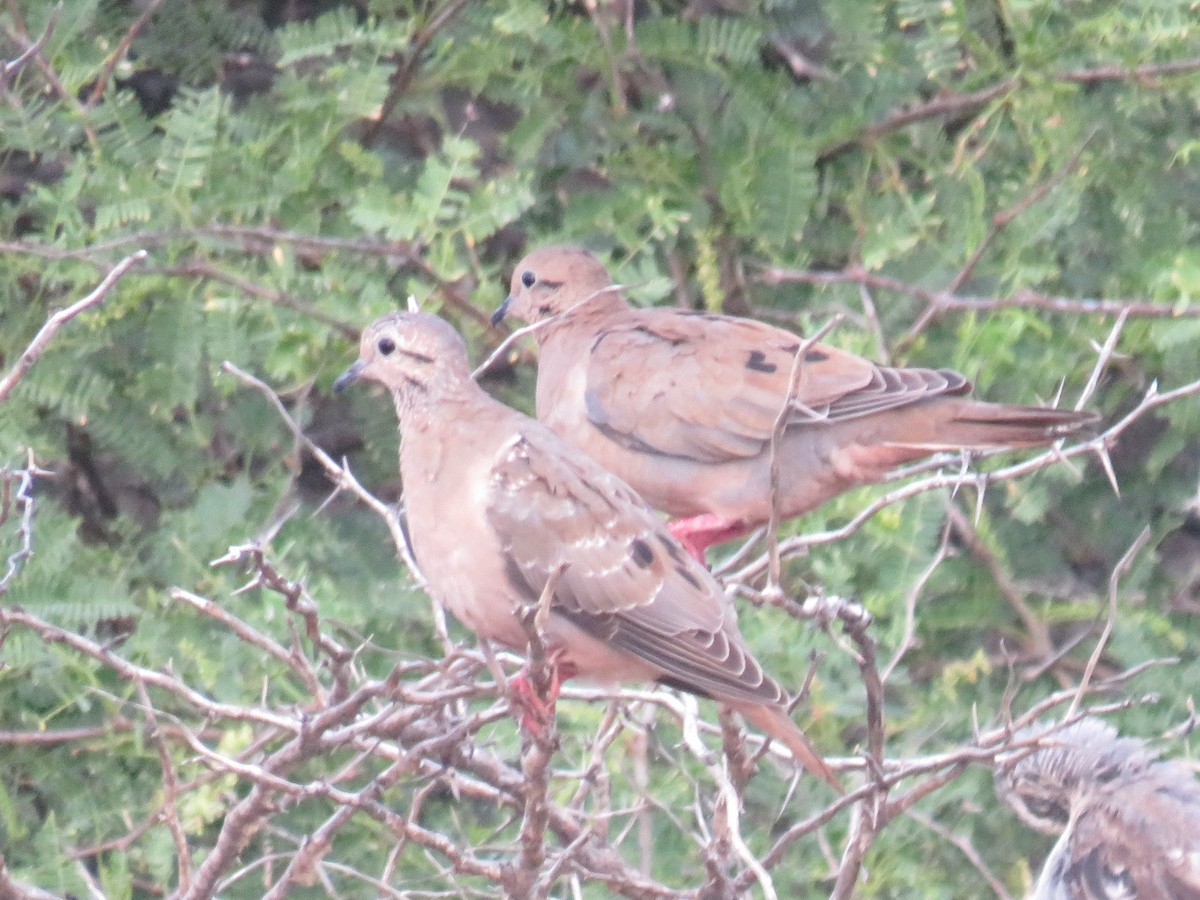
[521,270,536,288]
[378,337,396,356]
[1023,796,1068,824]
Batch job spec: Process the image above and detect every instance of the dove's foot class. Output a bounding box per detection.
[668,514,751,564]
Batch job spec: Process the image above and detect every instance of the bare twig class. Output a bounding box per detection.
[0,852,60,900]
[948,133,1094,294]
[742,685,1166,888]
[1056,56,1200,82]
[0,720,158,746]
[0,250,147,404]
[857,281,889,362]
[827,605,885,897]
[583,0,628,116]
[473,282,626,380]
[177,681,479,898]
[755,264,1195,322]
[134,679,192,892]
[0,605,298,731]
[84,0,166,106]
[2,228,418,267]
[714,762,778,900]
[261,758,416,900]
[0,4,96,145]
[170,586,326,703]
[766,34,834,82]
[1075,309,1128,411]
[946,503,1053,658]
[882,517,954,682]
[906,808,1013,900]
[0,1,57,82]
[898,134,1097,347]
[1065,526,1152,721]
[360,0,472,147]
[70,728,283,863]
[817,57,1200,162]
[162,259,359,339]
[218,362,425,592]
[817,80,1017,163]
[764,314,843,591]
[207,545,353,691]
[830,798,881,900]
[472,316,558,379]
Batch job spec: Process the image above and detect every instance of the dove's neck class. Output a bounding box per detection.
[391,368,485,433]
[395,377,513,502]
[537,287,629,346]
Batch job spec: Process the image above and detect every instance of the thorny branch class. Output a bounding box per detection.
[1,233,1198,898]
[816,56,1200,162]
[723,369,1200,586]
[0,453,50,595]
[0,371,1192,898]
[911,132,1099,346]
[219,359,456,654]
[505,566,566,898]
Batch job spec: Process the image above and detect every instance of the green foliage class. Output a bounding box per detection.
[1,0,1198,895]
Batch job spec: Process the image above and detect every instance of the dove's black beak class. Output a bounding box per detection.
[333,360,365,393]
[490,295,512,327]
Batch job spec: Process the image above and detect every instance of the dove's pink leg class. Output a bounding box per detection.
[508,649,577,735]
[668,514,752,564]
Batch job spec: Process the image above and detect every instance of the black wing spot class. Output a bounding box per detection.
[674,564,703,590]
[630,538,655,568]
[804,349,829,363]
[657,534,688,565]
[746,350,777,374]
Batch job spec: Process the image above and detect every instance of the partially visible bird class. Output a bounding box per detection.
[334,311,841,789]
[996,718,1200,899]
[493,246,1099,561]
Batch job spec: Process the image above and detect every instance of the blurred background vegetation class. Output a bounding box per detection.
[1,0,1198,896]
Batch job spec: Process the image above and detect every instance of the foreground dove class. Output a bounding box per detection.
[334,312,840,789]
[996,718,1200,899]
[493,246,1099,561]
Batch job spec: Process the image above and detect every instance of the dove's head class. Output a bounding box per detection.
[492,245,625,331]
[334,312,471,403]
